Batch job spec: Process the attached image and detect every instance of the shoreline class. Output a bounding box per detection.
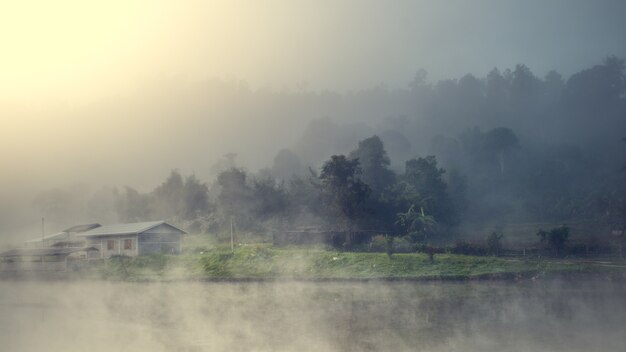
[1,268,624,283]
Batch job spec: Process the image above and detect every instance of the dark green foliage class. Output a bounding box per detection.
[115,170,211,223]
[486,232,504,256]
[153,169,185,215]
[537,226,570,257]
[271,149,306,182]
[319,155,371,249]
[451,241,487,256]
[116,187,153,223]
[403,156,456,226]
[348,135,395,196]
[251,176,288,220]
[216,167,252,225]
[483,127,519,175]
[200,251,233,277]
[385,235,394,258]
[180,174,210,220]
[564,56,625,111]
[395,205,436,242]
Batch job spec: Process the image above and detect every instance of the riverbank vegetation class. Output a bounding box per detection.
[94,244,622,282]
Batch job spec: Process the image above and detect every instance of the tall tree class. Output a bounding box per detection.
[251,175,288,221]
[565,56,625,112]
[348,135,395,195]
[181,174,210,220]
[483,127,519,175]
[319,155,371,250]
[217,168,252,229]
[271,149,305,182]
[404,156,455,226]
[153,170,184,217]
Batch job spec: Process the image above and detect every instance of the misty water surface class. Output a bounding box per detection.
[1,279,625,351]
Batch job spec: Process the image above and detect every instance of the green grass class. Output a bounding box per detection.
[93,244,618,281]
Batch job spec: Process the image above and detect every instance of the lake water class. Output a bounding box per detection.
[1,278,625,351]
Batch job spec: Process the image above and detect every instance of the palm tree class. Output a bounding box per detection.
[396,205,437,242]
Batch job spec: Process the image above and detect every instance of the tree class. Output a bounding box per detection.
[510,64,540,107]
[395,204,436,242]
[486,67,509,104]
[271,149,306,182]
[319,155,371,250]
[251,175,288,221]
[115,187,153,222]
[348,135,395,196]
[153,170,210,221]
[216,168,252,229]
[180,174,210,220]
[564,56,625,112]
[486,232,504,256]
[483,127,519,175]
[537,226,570,257]
[153,170,184,217]
[404,156,454,225]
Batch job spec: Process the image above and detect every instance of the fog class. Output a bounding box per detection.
[3,2,626,351]
[1,280,625,351]
[2,1,626,243]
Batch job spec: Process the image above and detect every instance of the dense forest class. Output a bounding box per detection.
[30,57,626,245]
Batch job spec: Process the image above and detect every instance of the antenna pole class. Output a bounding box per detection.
[230,216,234,252]
[41,217,45,247]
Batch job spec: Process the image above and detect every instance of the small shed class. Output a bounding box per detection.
[0,247,100,271]
[77,221,186,257]
[24,223,101,248]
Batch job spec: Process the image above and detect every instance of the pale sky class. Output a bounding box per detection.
[1,0,625,104]
[1,0,626,237]
[1,0,625,189]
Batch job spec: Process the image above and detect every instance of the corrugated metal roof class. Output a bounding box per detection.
[62,223,101,233]
[77,221,186,237]
[24,232,68,243]
[0,247,99,257]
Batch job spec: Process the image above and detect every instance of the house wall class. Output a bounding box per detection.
[138,232,182,255]
[82,223,185,257]
[87,236,138,258]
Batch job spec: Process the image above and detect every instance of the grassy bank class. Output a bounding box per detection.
[94,244,621,281]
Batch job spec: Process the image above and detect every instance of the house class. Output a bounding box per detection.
[77,221,186,257]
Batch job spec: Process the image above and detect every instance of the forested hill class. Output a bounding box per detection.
[27,57,626,242]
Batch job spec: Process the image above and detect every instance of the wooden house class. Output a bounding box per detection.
[77,221,186,257]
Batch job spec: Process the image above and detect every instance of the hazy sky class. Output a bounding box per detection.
[1,0,625,104]
[1,0,626,191]
[1,0,626,238]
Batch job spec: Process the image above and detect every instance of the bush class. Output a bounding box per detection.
[384,236,394,257]
[369,235,387,252]
[486,232,504,256]
[451,240,487,256]
[200,251,232,276]
[537,226,570,257]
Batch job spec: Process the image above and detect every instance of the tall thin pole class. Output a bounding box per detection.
[230,216,234,252]
[41,217,45,264]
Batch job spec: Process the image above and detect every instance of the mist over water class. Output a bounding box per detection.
[2,2,626,351]
[1,280,624,352]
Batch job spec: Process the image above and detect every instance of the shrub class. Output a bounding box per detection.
[537,226,570,257]
[486,232,504,256]
[369,235,387,252]
[451,240,487,256]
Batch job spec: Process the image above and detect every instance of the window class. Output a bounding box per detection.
[124,239,133,250]
[107,240,115,250]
